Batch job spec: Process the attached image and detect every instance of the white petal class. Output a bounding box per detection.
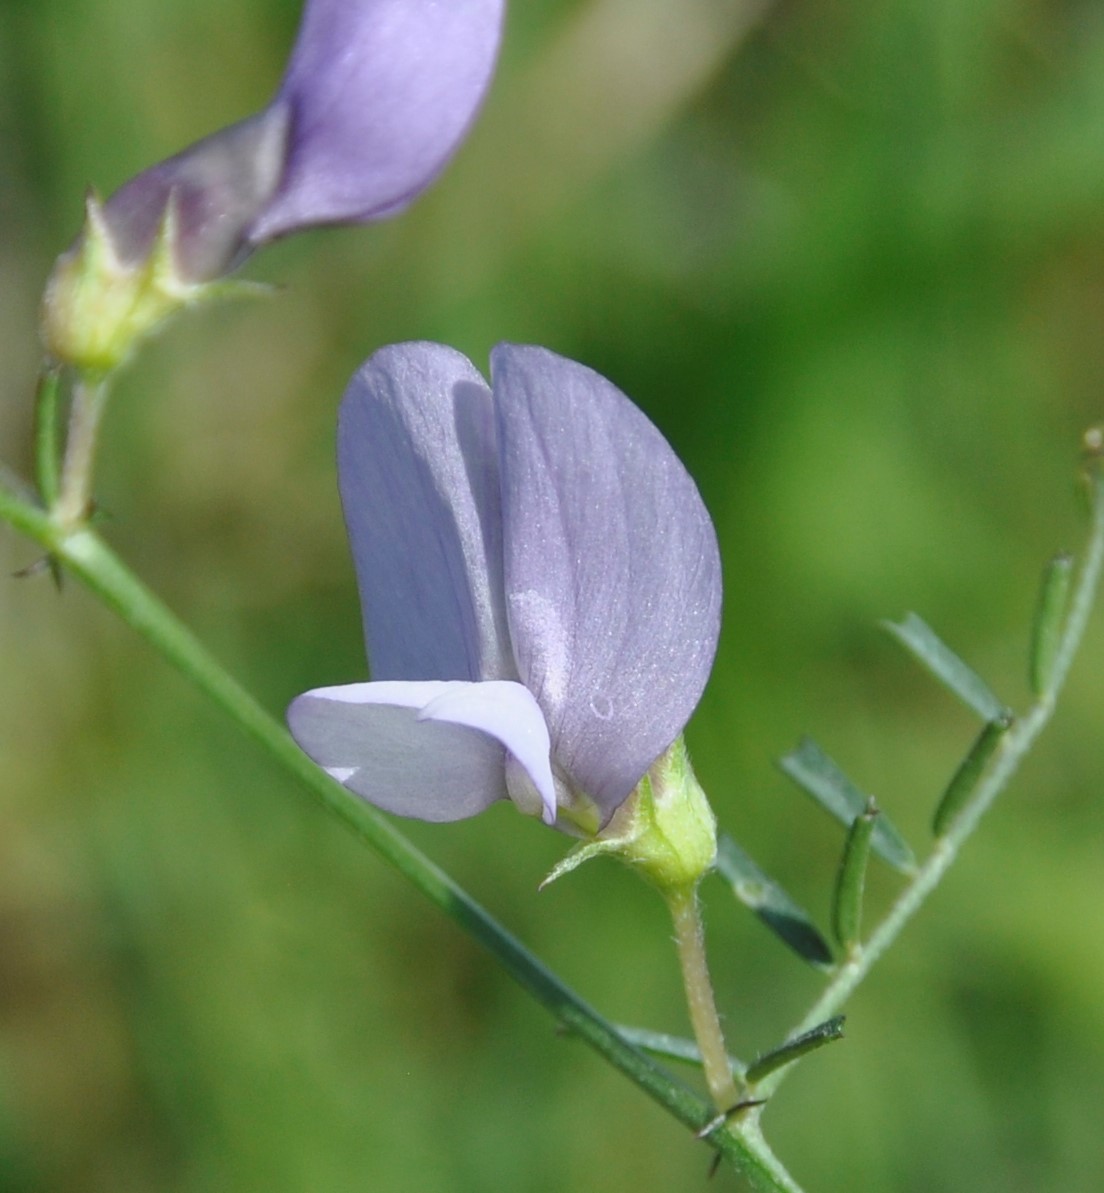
[288,681,506,822]
[419,681,556,824]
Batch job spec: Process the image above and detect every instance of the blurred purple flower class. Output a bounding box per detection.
[288,343,722,831]
[98,0,504,281]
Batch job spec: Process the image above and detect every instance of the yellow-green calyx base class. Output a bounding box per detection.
[542,736,717,895]
[41,192,256,375]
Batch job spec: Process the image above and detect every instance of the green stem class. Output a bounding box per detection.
[667,884,740,1108]
[0,483,797,1192]
[33,365,63,507]
[759,460,1104,1100]
[53,372,109,528]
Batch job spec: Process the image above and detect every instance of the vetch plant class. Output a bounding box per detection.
[289,341,740,1108]
[3,5,1104,1190]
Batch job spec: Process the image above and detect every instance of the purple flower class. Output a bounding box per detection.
[96,0,504,281]
[288,343,722,831]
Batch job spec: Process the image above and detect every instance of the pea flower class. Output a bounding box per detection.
[287,344,722,838]
[43,0,505,369]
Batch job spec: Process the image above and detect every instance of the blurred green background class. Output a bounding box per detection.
[2,0,1104,1189]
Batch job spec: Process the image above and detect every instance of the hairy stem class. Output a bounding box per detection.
[668,884,740,1108]
[53,372,109,528]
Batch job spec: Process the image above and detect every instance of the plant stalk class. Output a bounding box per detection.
[759,456,1104,1099]
[0,483,799,1191]
[53,372,109,528]
[668,883,740,1109]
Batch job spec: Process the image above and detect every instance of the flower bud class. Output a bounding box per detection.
[42,0,504,371]
[41,188,264,374]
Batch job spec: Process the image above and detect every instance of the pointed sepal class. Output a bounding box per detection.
[41,190,265,374]
[539,836,627,889]
[543,737,717,895]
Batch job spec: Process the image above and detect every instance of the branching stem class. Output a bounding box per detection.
[757,454,1104,1100]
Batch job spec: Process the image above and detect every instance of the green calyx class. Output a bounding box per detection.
[41,192,260,375]
[542,736,717,894]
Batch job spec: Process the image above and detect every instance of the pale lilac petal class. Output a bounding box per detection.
[338,343,514,683]
[95,0,502,280]
[101,108,289,279]
[287,680,506,821]
[491,345,722,819]
[249,0,505,243]
[420,681,556,824]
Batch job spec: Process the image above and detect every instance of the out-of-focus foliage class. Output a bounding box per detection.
[2,0,1103,1189]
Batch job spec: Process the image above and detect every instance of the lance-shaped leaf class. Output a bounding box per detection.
[714,833,833,968]
[613,1026,745,1076]
[883,612,1011,722]
[778,738,916,873]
